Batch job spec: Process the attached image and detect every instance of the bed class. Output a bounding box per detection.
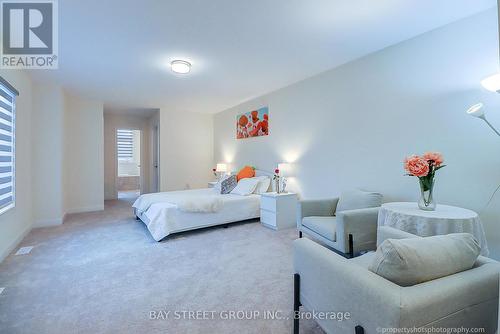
[133,170,272,241]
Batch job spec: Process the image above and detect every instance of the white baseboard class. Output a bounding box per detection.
[0,224,31,263]
[65,205,104,215]
[33,218,64,228]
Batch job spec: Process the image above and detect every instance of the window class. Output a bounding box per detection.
[117,129,134,160]
[0,77,18,214]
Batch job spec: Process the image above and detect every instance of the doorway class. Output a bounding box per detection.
[116,129,141,200]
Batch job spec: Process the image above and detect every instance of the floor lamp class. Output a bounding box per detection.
[466,103,500,136]
[466,101,500,332]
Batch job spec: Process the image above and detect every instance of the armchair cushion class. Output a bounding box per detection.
[349,251,375,269]
[377,225,418,246]
[369,233,481,286]
[336,189,382,213]
[302,216,336,242]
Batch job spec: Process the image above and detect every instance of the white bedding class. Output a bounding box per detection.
[133,189,223,214]
[133,188,261,241]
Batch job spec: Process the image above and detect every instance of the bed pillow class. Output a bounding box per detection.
[253,176,271,194]
[231,177,261,196]
[237,166,255,181]
[215,175,237,194]
[369,233,480,286]
[214,175,227,193]
[221,175,238,194]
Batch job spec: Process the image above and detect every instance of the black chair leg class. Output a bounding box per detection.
[293,273,300,334]
[348,234,354,258]
[298,231,302,238]
[355,325,364,334]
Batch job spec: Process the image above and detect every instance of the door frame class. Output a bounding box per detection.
[151,123,160,193]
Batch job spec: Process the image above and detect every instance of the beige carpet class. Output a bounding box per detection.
[0,199,323,334]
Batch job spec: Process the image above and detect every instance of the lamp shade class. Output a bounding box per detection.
[481,73,500,93]
[466,103,485,118]
[277,163,293,176]
[216,163,227,172]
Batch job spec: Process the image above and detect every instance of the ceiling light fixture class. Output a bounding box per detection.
[170,60,191,74]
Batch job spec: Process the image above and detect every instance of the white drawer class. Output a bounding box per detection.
[260,196,277,212]
[260,209,276,228]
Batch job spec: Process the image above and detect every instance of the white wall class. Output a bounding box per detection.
[160,109,213,191]
[214,9,500,258]
[0,71,32,261]
[32,83,65,227]
[103,112,154,200]
[64,94,104,213]
[0,75,106,261]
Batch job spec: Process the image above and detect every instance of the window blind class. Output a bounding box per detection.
[0,78,16,212]
[117,129,133,159]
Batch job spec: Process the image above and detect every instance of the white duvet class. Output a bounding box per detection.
[133,189,223,214]
[132,188,261,241]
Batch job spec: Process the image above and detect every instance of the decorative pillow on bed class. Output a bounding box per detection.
[253,176,271,194]
[217,175,237,194]
[237,166,255,181]
[231,177,261,196]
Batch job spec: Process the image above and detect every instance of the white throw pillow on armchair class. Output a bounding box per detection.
[369,233,480,286]
[231,178,261,196]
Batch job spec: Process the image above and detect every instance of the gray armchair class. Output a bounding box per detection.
[297,189,382,257]
[292,226,500,333]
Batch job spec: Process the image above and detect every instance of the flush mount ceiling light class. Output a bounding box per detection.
[481,73,500,93]
[170,60,191,74]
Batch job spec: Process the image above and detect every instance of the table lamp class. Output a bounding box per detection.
[216,163,227,174]
[277,163,294,193]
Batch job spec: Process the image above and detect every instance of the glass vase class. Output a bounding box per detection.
[418,178,436,211]
[275,177,281,194]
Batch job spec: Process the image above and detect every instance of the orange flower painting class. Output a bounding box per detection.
[236,107,269,139]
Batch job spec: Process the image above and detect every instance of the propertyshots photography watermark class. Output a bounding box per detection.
[1,0,58,69]
[377,327,485,334]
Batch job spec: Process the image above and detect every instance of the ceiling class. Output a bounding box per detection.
[103,108,159,118]
[28,0,496,114]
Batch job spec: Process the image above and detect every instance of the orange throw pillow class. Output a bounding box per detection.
[237,166,255,181]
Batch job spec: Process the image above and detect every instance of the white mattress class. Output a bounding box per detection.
[135,188,261,241]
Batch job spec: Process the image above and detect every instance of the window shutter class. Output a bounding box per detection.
[117,129,134,159]
[0,77,17,212]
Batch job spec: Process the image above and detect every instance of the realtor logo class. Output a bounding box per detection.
[1,0,58,69]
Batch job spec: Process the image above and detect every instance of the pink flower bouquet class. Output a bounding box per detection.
[404,152,445,210]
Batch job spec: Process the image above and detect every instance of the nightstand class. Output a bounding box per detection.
[208,181,218,188]
[260,192,298,230]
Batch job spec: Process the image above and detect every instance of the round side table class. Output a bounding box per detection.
[378,202,489,256]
